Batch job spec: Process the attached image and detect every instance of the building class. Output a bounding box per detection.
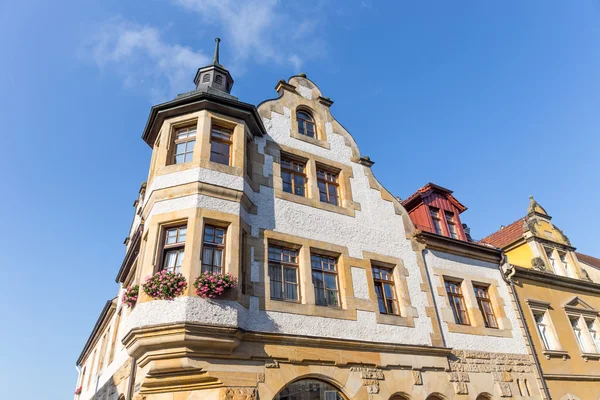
[403,183,543,399]
[75,39,543,400]
[481,197,600,399]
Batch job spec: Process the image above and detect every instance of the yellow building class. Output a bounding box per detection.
[482,197,600,399]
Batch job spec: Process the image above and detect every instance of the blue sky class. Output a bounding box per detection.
[1,1,599,398]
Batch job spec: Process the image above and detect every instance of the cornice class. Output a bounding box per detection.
[544,373,600,381]
[513,266,600,294]
[77,299,117,366]
[414,231,502,264]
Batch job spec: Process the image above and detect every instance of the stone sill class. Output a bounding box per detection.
[543,349,569,360]
[581,352,600,362]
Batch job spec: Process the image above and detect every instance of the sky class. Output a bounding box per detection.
[0,1,599,398]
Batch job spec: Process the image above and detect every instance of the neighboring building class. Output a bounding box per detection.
[403,183,543,399]
[75,39,544,400]
[575,252,600,284]
[481,197,600,399]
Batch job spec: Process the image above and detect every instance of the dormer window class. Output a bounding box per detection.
[430,207,443,235]
[297,110,316,138]
[445,211,459,239]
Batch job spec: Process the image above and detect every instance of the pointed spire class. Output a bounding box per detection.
[212,37,221,65]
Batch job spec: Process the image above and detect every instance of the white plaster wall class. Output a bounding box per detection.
[297,85,313,100]
[351,267,370,300]
[423,249,528,354]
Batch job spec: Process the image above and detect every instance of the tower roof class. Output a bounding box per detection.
[192,38,234,95]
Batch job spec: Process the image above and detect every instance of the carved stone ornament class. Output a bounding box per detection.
[411,370,423,385]
[265,360,279,368]
[221,387,258,400]
[496,382,512,397]
[531,257,546,271]
[453,382,468,395]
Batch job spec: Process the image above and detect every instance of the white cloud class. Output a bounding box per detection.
[84,17,210,101]
[84,1,329,100]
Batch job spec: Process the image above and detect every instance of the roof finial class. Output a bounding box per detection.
[213,38,221,65]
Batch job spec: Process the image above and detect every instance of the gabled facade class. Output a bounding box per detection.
[405,184,543,399]
[482,197,600,399]
[75,40,546,400]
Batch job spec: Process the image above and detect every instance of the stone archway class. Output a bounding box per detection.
[476,394,493,400]
[426,394,447,400]
[390,394,411,400]
[273,378,347,400]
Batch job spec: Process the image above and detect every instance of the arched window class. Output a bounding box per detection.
[274,378,345,400]
[297,110,316,138]
[390,394,411,400]
[476,394,493,400]
[426,395,446,400]
[202,73,210,83]
[215,74,223,84]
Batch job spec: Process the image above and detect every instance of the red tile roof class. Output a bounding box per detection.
[479,218,526,248]
[576,252,600,269]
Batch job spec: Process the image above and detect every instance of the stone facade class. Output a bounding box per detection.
[75,43,544,400]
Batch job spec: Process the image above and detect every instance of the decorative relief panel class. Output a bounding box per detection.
[449,350,533,374]
[350,367,384,395]
[221,387,258,400]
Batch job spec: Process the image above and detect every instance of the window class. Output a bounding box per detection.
[210,125,232,165]
[534,312,553,349]
[281,157,307,197]
[317,168,339,205]
[202,225,226,274]
[296,110,316,138]
[570,317,586,350]
[215,74,223,84]
[445,211,459,239]
[474,285,498,328]
[560,253,574,278]
[268,246,299,301]
[586,319,600,352]
[430,207,443,235]
[545,248,556,272]
[445,280,469,325]
[173,125,196,164]
[311,254,339,307]
[161,226,186,273]
[202,73,210,83]
[274,379,344,400]
[372,265,399,315]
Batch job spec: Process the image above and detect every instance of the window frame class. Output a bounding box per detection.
[172,125,197,165]
[533,311,554,350]
[445,211,459,239]
[473,285,498,329]
[296,110,316,138]
[317,166,340,206]
[201,224,227,274]
[311,253,340,307]
[159,225,187,274]
[209,125,233,166]
[430,207,444,235]
[268,245,300,302]
[281,156,307,197]
[445,279,470,325]
[372,264,400,315]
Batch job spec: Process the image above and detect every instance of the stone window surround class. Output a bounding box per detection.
[258,230,416,327]
[525,298,567,360]
[138,208,242,304]
[563,301,600,361]
[150,110,248,181]
[531,240,581,279]
[290,105,329,149]
[271,142,361,217]
[432,268,513,338]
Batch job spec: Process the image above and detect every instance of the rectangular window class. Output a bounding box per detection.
[210,125,233,165]
[587,319,600,353]
[559,253,574,278]
[311,254,339,307]
[161,226,186,273]
[571,317,586,350]
[268,246,299,301]
[281,157,307,197]
[372,265,399,315]
[445,211,459,239]
[473,285,498,328]
[202,225,226,274]
[173,125,196,164]
[445,280,470,325]
[545,248,556,272]
[430,207,443,235]
[534,312,553,349]
[317,168,339,206]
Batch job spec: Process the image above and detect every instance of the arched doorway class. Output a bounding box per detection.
[274,378,346,400]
